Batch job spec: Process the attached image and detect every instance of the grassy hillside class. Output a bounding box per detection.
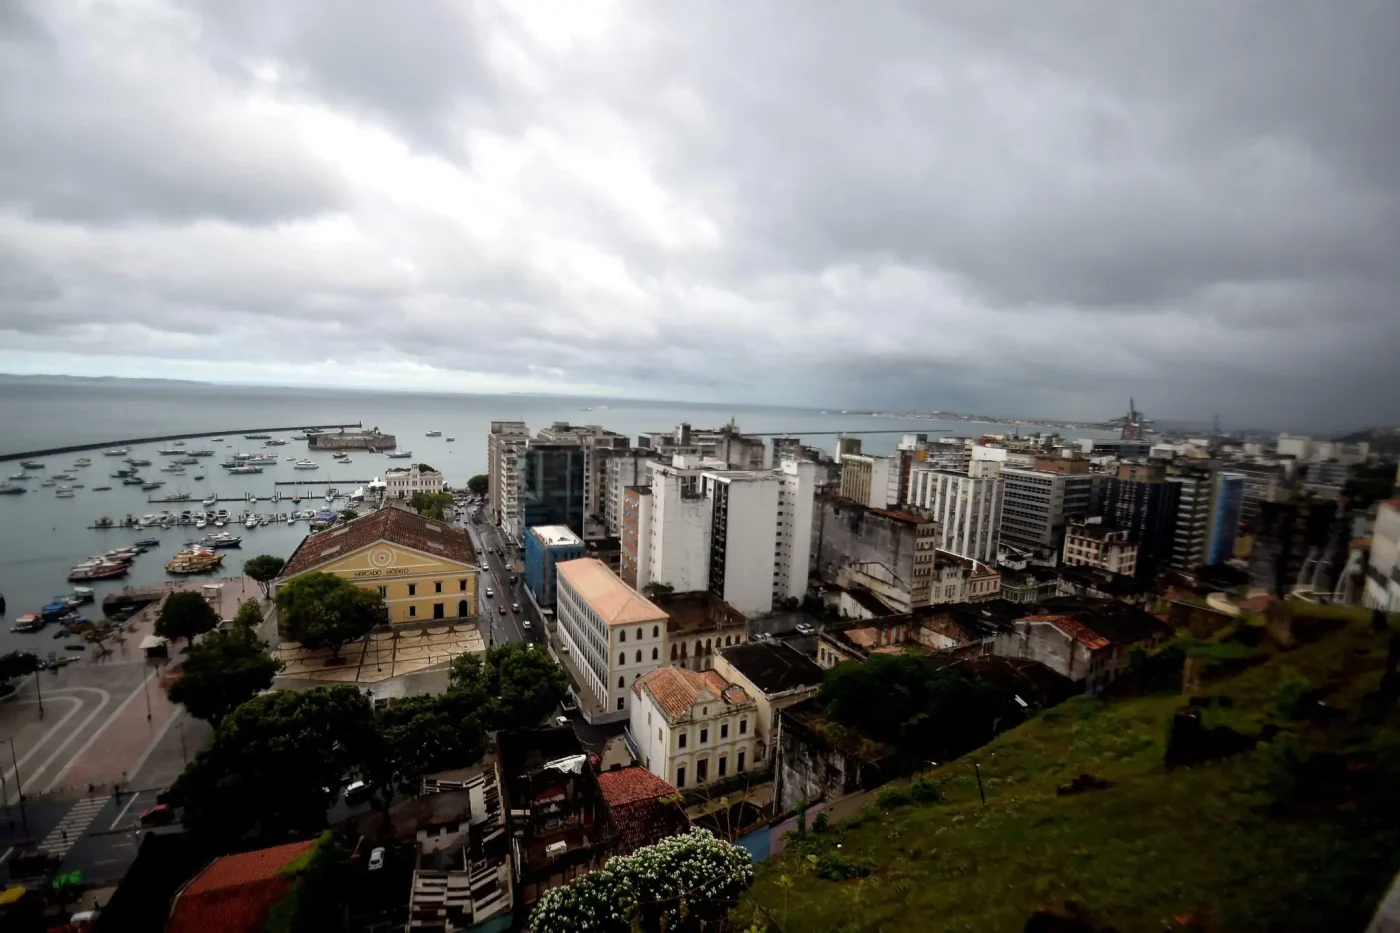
[739,607,1400,932]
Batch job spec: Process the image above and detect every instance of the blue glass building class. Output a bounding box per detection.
[524,524,586,606]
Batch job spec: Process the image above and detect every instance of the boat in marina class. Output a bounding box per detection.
[7,472,30,480]
[68,560,129,581]
[243,433,271,440]
[166,548,224,575]
[12,613,43,633]
[201,532,242,548]
[265,439,287,446]
[386,450,412,458]
[446,437,455,442]
[244,454,279,465]
[20,459,44,469]
[426,430,442,437]
[56,488,75,498]
[229,465,263,475]
[40,479,56,487]
[188,449,216,457]
[245,515,259,528]
[103,447,129,456]
[93,485,112,491]
[178,457,200,465]
[157,446,183,455]
[127,458,153,466]
[291,434,308,440]
[203,495,217,506]
[122,476,145,485]
[74,458,92,467]
[294,459,320,470]
[0,483,26,495]
[159,464,184,473]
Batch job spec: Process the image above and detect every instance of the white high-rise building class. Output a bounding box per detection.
[908,466,1003,563]
[486,421,527,541]
[621,456,815,616]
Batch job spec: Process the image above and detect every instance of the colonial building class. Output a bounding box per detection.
[384,463,445,499]
[711,641,826,772]
[277,509,480,624]
[1062,517,1139,576]
[630,666,757,789]
[990,599,1171,693]
[556,558,669,719]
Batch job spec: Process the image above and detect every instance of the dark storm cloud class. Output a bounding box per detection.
[0,0,1397,431]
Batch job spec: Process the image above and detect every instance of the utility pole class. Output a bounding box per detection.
[8,737,28,836]
[34,667,43,719]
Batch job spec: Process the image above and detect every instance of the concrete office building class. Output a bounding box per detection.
[638,422,766,470]
[534,423,629,539]
[621,456,719,595]
[1207,473,1245,565]
[1167,468,1246,571]
[1364,500,1400,612]
[774,459,817,604]
[835,436,863,463]
[840,454,896,509]
[1063,518,1139,576]
[998,458,1097,556]
[524,525,586,606]
[556,558,669,719]
[907,465,1003,563]
[486,421,528,540]
[812,495,938,612]
[604,449,661,537]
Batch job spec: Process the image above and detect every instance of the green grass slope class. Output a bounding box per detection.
[740,609,1400,932]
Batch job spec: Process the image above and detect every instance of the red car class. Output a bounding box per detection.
[139,804,174,825]
[499,605,507,614]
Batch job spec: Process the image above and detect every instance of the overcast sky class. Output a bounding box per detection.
[1,2,1396,430]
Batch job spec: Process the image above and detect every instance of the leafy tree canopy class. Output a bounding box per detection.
[0,651,40,684]
[530,829,752,933]
[233,598,264,631]
[171,685,377,844]
[155,591,220,647]
[450,642,569,732]
[372,686,489,797]
[276,572,383,660]
[243,554,286,599]
[819,654,1008,764]
[466,474,489,496]
[409,490,454,520]
[168,625,283,726]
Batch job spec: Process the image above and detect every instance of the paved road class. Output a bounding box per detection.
[457,507,544,649]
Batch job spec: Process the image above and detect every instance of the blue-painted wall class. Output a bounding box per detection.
[524,529,586,606]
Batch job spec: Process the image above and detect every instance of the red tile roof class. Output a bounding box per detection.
[1032,614,1111,650]
[595,767,689,857]
[168,840,315,933]
[280,508,476,578]
[597,765,679,808]
[633,666,749,721]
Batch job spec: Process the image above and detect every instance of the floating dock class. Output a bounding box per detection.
[0,423,363,462]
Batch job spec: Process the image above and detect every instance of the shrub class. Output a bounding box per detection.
[877,786,914,810]
[911,774,944,803]
[812,812,830,834]
[811,852,874,881]
[1276,678,1316,721]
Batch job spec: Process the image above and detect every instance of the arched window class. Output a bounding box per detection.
[635,650,642,663]
[636,627,643,641]
[619,630,626,643]
[680,643,688,658]
[705,639,712,655]
[618,652,625,665]
[725,635,732,646]
[652,647,659,660]
[671,644,678,660]
[618,676,625,689]
[736,634,743,643]
[695,640,702,657]
[653,625,659,638]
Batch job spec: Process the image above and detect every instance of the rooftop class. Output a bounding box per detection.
[595,766,689,856]
[718,640,825,695]
[596,765,680,809]
[529,524,584,547]
[168,839,315,933]
[1020,598,1172,648]
[635,666,750,720]
[556,558,667,625]
[821,494,933,526]
[280,507,476,578]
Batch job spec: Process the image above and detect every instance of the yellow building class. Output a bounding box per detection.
[277,508,480,624]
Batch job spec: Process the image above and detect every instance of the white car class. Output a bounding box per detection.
[485,587,494,598]
[368,847,385,871]
[522,619,531,630]
[555,716,570,727]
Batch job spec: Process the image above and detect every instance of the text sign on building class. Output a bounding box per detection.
[350,567,413,579]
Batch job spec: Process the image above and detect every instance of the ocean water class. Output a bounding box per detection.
[0,377,1115,655]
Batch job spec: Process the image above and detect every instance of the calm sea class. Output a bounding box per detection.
[0,377,1116,655]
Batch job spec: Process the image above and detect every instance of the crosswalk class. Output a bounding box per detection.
[37,797,107,858]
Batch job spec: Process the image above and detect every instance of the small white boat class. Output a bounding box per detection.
[245,515,258,528]
[55,489,75,498]
[203,496,217,506]
[195,518,207,528]
[293,459,319,470]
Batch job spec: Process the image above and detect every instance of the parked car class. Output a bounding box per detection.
[368,847,385,871]
[485,587,494,598]
[554,716,570,727]
[139,803,174,825]
[344,779,374,805]
[795,622,816,635]
[522,619,531,630]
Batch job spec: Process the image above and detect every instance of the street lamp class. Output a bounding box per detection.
[7,737,28,836]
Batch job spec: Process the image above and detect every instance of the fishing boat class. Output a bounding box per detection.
[20,459,44,469]
[73,458,91,467]
[92,485,112,491]
[166,548,224,575]
[11,614,43,633]
[127,458,152,466]
[426,431,442,437]
[293,459,320,470]
[55,488,75,498]
[0,483,26,495]
[71,587,95,604]
[243,433,271,440]
[7,472,30,480]
[68,561,129,581]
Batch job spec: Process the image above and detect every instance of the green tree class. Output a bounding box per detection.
[529,829,752,933]
[265,833,352,933]
[170,685,377,844]
[276,572,383,661]
[155,591,220,649]
[450,643,569,732]
[408,490,454,520]
[819,654,1006,765]
[372,686,489,799]
[467,474,489,496]
[0,651,40,689]
[233,598,264,631]
[167,625,283,726]
[243,554,286,599]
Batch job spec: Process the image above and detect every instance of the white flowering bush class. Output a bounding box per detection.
[530,828,754,933]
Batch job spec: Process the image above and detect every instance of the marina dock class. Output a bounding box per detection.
[0,422,363,462]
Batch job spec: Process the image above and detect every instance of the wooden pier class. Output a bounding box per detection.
[0,422,362,462]
[273,479,372,486]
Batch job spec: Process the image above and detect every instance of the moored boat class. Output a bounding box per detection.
[293,459,320,470]
[103,447,130,456]
[0,483,26,495]
[19,460,44,468]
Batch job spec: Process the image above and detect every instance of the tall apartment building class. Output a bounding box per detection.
[1167,470,1212,571]
[638,422,766,470]
[556,558,669,720]
[839,454,897,509]
[813,495,938,612]
[486,421,528,540]
[998,458,1097,556]
[1230,462,1287,531]
[620,456,815,616]
[1364,500,1400,612]
[925,438,972,472]
[907,464,1003,563]
[835,436,863,463]
[1101,462,1181,578]
[604,449,661,537]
